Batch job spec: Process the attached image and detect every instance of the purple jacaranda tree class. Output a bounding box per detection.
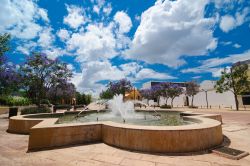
[47,81,76,104]
[139,88,155,105]
[108,79,133,96]
[20,52,73,105]
[100,79,133,99]
[167,84,183,107]
[140,83,165,106]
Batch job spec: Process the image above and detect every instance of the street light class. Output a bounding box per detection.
[201,89,208,109]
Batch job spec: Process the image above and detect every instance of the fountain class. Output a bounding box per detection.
[108,94,135,119]
[8,94,223,153]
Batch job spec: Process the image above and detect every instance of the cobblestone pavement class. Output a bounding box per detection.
[1,109,250,166]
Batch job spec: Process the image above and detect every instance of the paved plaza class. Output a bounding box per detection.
[1,109,250,166]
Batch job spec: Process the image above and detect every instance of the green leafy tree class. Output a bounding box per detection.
[75,92,91,105]
[167,85,183,107]
[0,33,11,61]
[99,89,114,99]
[186,81,200,107]
[0,33,22,95]
[215,64,250,110]
[21,53,73,105]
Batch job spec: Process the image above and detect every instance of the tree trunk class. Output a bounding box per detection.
[157,96,160,106]
[171,98,174,108]
[234,93,239,110]
[165,98,169,105]
[191,95,194,107]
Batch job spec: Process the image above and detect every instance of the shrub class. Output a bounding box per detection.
[188,106,198,109]
[73,104,86,110]
[0,96,31,106]
[21,106,51,115]
[54,104,72,110]
[160,104,172,109]
[40,99,52,107]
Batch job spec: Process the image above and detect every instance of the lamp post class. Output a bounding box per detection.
[201,89,208,109]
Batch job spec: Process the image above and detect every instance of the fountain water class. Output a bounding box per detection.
[108,94,135,119]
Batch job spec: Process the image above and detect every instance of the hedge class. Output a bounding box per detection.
[160,104,172,109]
[21,107,51,115]
[0,96,31,106]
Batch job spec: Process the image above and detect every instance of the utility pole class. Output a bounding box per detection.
[202,89,208,109]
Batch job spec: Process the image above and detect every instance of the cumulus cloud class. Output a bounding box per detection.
[0,0,49,39]
[125,0,217,67]
[114,11,132,33]
[63,5,85,29]
[135,68,176,80]
[38,27,54,48]
[73,60,126,94]
[66,23,117,62]
[219,7,249,32]
[57,29,70,41]
[72,60,175,94]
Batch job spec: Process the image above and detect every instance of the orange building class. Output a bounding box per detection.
[124,89,142,101]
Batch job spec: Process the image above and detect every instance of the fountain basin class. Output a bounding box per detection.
[8,110,223,153]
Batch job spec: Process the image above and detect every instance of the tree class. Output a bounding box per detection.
[215,64,250,110]
[0,33,22,95]
[151,84,165,105]
[0,33,11,61]
[21,53,73,105]
[186,81,200,107]
[108,79,133,96]
[159,82,171,105]
[99,89,114,99]
[140,83,166,106]
[167,85,183,107]
[47,82,76,104]
[140,89,154,105]
[100,79,133,99]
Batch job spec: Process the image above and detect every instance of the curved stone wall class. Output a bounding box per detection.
[102,117,223,153]
[8,111,223,153]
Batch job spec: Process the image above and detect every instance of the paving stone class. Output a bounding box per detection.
[92,154,124,164]
[120,158,155,166]
[0,110,250,166]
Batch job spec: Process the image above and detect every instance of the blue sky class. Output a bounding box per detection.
[1,0,250,95]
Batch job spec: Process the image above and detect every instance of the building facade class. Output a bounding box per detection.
[233,59,250,109]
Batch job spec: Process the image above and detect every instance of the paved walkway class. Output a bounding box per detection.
[1,109,250,166]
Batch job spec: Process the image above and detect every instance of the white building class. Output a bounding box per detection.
[141,80,235,109]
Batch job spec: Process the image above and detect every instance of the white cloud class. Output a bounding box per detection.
[233,43,241,48]
[63,5,85,29]
[43,47,64,60]
[182,50,250,77]
[135,68,176,80]
[103,4,112,16]
[125,0,217,67]
[0,0,48,39]
[57,29,70,41]
[119,62,142,76]
[114,11,132,33]
[219,7,249,32]
[74,60,126,94]
[67,23,117,62]
[72,60,175,94]
[220,15,236,32]
[38,27,54,48]
[38,8,49,22]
